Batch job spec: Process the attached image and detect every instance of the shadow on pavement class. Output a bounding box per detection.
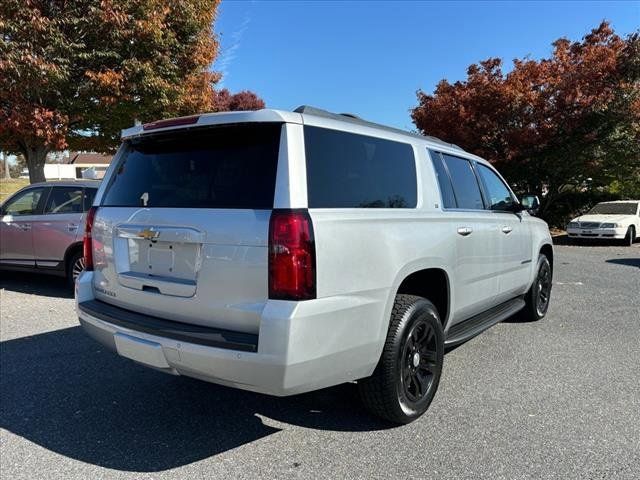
[0,326,393,472]
[0,271,72,299]
[606,258,640,268]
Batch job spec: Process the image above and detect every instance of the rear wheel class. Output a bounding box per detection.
[521,254,552,321]
[624,226,635,246]
[67,250,85,289]
[358,294,444,424]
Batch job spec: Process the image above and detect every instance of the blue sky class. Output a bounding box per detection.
[214,0,639,130]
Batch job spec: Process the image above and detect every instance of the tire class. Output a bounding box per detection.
[521,254,552,321]
[66,250,85,289]
[624,226,635,247]
[358,294,444,424]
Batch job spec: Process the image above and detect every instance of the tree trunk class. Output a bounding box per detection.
[24,145,48,183]
[1,151,10,179]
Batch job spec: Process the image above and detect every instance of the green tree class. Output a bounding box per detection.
[0,0,263,183]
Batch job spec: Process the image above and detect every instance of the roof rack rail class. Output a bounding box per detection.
[293,105,462,150]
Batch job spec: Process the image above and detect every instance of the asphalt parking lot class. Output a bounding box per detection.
[1,243,639,479]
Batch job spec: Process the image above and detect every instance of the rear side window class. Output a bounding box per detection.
[441,154,484,210]
[44,187,84,214]
[304,126,417,208]
[102,124,282,209]
[83,188,97,211]
[429,151,456,209]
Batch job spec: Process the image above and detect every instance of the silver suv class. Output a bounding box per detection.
[76,107,553,423]
[1,180,99,286]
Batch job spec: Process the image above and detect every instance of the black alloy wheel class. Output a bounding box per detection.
[401,318,439,404]
[522,254,552,321]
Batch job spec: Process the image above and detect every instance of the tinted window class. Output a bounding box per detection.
[442,154,484,210]
[305,126,417,208]
[476,164,515,211]
[83,188,97,211]
[429,150,456,209]
[44,187,84,214]
[3,187,46,216]
[102,124,281,209]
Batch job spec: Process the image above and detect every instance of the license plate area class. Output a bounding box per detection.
[128,239,196,279]
[114,225,204,297]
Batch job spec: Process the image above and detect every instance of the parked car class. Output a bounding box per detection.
[0,180,100,286]
[566,201,640,246]
[76,106,553,424]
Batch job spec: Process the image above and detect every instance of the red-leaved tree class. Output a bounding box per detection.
[412,22,640,219]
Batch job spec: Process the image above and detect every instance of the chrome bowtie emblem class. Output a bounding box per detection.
[137,228,160,240]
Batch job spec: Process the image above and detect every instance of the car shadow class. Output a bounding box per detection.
[554,234,636,248]
[0,271,72,299]
[0,326,393,472]
[606,258,640,268]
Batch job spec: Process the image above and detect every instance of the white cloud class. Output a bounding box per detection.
[216,12,252,88]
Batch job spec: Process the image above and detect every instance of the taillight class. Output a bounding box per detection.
[83,206,98,271]
[268,209,316,300]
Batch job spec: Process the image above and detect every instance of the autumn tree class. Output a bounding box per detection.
[0,0,264,183]
[411,22,640,218]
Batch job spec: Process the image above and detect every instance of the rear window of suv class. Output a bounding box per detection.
[101,124,281,209]
[304,126,417,208]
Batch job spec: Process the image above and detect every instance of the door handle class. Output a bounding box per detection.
[20,223,31,231]
[457,227,473,236]
[501,226,513,234]
[67,223,79,232]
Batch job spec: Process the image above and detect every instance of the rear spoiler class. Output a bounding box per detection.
[120,110,302,140]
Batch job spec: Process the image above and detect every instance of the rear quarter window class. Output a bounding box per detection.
[304,126,417,208]
[101,124,282,209]
[429,150,457,209]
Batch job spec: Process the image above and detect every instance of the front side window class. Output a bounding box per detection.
[476,164,516,211]
[2,187,46,216]
[44,187,84,214]
[305,126,417,208]
[441,154,484,210]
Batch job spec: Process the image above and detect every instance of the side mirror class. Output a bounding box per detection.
[520,194,541,216]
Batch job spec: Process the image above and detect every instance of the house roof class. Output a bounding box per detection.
[68,152,112,165]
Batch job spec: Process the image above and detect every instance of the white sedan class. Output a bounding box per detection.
[567,200,640,246]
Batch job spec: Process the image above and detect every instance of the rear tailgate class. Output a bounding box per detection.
[90,123,282,335]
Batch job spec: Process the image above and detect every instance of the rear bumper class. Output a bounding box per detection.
[76,271,385,396]
[78,300,259,352]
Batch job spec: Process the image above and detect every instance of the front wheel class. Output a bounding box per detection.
[358,295,444,424]
[521,254,552,321]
